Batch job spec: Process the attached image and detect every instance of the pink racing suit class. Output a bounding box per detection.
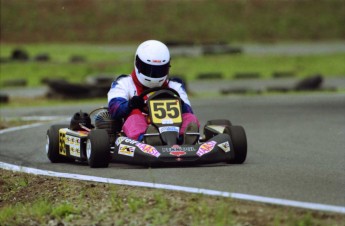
[107,71,199,140]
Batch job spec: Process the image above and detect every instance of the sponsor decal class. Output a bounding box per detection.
[161,145,196,153]
[59,129,67,156]
[159,126,179,134]
[78,131,88,136]
[218,141,231,153]
[70,146,81,157]
[136,143,160,158]
[197,141,217,157]
[115,137,126,146]
[162,119,173,124]
[161,145,193,157]
[124,138,139,145]
[170,151,186,157]
[66,129,88,137]
[65,135,81,157]
[118,144,135,157]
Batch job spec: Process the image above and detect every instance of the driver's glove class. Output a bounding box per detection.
[128,96,145,109]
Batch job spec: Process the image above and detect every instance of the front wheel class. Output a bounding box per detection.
[86,129,110,168]
[224,126,247,164]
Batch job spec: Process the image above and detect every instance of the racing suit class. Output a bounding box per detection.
[107,70,199,140]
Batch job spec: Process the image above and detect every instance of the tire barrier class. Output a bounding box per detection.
[46,76,114,99]
[11,49,29,61]
[86,76,114,86]
[0,93,9,103]
[34,54,50,62]
[234,73,261,79]
[197,73,223,80]
[41,78,67,85]
[220,75,337,95]
[46,80,91,99]
[165,41,195,47]
[272,71,295,78]
[294,74,323,91]
[266,86,291,93]
[267,75,338,93]
[220,88,262,95]
[69,55,86,63]
[164,41,242,56]
[202,43,242,55]
[2,79,27,87]
[3,49,85,64]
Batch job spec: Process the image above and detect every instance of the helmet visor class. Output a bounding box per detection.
[136,55,170,78]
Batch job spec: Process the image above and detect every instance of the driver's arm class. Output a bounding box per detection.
[108,79,131,119]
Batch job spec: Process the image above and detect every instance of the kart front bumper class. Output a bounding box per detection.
[111,134,234,165]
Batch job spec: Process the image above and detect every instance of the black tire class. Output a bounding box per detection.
[86,129,110,168]
[46,124,69,163]
[206,119,232,126]
[224,126,247,164]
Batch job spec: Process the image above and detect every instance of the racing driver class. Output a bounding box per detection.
[107,40,199,144]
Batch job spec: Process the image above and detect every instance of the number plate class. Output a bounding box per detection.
[149,99,182,125]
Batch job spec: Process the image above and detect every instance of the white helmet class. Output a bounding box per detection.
[134,40,170,88]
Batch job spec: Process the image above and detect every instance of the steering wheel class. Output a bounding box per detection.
[138,86,180,99]
[137,87,180,114]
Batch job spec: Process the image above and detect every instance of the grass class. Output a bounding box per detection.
[1,43,345,88]
[1,0,344,43]
[0,169,344,225]
[172,53,345,80]
[0,43,134,87]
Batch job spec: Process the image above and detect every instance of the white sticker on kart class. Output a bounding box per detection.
[162,119,173,124]
[136,143,160,158]
[196,141,217,157]
[124,138,139,145]
[69,146,81,157]
[118,144,135,157]
[115,137,126,146]
[159,126,180,134]
[65,135,81,157]
[218,141,231,153]
[116,137,139,146]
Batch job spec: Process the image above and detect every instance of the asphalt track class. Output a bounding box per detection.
[0,93,344,208]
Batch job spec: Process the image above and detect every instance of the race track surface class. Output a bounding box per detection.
[0,93,344,207]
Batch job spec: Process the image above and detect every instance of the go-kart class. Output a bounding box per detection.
[46,87,247,167]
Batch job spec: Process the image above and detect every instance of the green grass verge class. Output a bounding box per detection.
[1,169,344,225]
[1,43,345,88]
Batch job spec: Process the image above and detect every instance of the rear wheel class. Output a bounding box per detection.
[46,124,70,163]
[224,126,247,164]
[86,129,110,168]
